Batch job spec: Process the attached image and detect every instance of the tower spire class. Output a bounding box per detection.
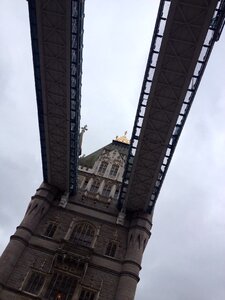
[79,125,88,155]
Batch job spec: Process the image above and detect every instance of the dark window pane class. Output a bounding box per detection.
[114,186,120,199]
[44,222,57,238]
[82,178,89,189]
[102,184,111,197]
[90,180,100,193]
[45,272,76,300]
[98,162,108,175]
[105,241,117,257]
[24,271,45,295]
[109,164,119,177]
[79,289,96,300]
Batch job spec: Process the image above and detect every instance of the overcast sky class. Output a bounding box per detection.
[0,1,225,299]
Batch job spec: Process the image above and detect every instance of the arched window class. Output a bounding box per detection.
[109,164,119,177]
[98,161,108,175]
[70,223,95,247]
[102,184,112,197]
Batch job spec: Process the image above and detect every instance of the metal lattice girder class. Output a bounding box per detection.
[119,0,224,212]
[28,0,84,193]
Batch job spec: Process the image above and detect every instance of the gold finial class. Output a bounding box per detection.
[115,131,130,144]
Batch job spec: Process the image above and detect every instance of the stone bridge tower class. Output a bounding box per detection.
[0,134,153,300]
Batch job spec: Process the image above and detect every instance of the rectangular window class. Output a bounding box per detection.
[45,272,76,300]
[98,161,108,175]
[90,180,99,193]
[24,271,45,295]
[105,241,117,257]
[79,288,96,300]
[109,164,119,177]
[114,186,120,199]
[102,184,111,197]
[82,178,89,189]
[44,222,57,238]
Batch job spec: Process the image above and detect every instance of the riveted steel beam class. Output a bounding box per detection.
[119,0,225,213]
[28,0,85,194]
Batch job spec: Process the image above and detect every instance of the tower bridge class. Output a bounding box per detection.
[28,0,225,211]
[0,0,224,299]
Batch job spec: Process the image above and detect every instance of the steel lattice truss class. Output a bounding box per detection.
[28,0,84,193]
[119,0,225,213]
